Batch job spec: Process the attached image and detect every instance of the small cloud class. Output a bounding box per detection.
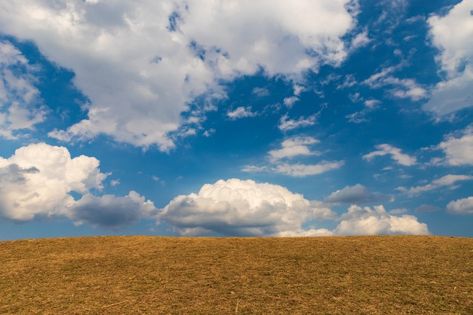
[268,136,319,162]
[447,196,473,215]
[278,114,316,131]
[274,161,344,177]
[325,184,392,205]
[364,99,380,108]
[252,87,269,97]
[415,204,440,213]
[110,179,120,187]
[283,96,298,107]
[364,66,427,101]
[363,144,416,166]
[400,174,473,196]
[227,106,257,120]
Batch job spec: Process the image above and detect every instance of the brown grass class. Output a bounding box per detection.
[0,236,472,314]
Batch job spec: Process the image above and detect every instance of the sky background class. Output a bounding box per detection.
[0,0,472,239]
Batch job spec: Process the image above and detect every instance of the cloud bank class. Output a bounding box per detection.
[160,178,428,236]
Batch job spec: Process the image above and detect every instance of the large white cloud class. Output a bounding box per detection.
[0,0,357,150]
[425,0,473,115]
[159,178,334,236]
[334,205,429,235]
[159,178,429,236]
[0,143,155,226]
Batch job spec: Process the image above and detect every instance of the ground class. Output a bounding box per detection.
[1,236,472,314]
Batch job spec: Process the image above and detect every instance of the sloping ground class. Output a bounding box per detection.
[0,236,472,314]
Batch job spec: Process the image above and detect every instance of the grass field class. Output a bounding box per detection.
[1,236,472,314]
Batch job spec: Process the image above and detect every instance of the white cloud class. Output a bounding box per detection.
[283,96,299,108]
[438,129,473,166]
[425,0,473,115]
[350,30,370,50]
[0,40,45,139]
[0,0,356,150]
[274,161,344,177]
[227,106,256,120]
[252,87,269,97]
[447,196,473,215]
[278,114,316,131]
[0,143,106,220]
[325,184,392,204]
[0,143,155,226]
[363,144,416,166]
[364,99,380,108]
[364,66,427,101]
[159,178,334,236]
[268,136,319,162]
[400,174,473,196]
[334,205,429,235]
[159,178,429,236]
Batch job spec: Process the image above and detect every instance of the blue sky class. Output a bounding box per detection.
[0,0,472,239]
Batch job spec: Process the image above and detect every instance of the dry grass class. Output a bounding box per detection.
[0,236,472,314]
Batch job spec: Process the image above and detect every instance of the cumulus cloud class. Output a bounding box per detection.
[0,40,45,139]
[399,174,473,196]
[69,191,157,227]
[227,106,256,120]
[325,184,392,204]
[159,178,429,236]
[363,144,416,166]
[425,0,473,115]
[0,143,106,220]
[159,178,334,236]
[268,136,319,162]
[447,196,473,215]
[0,143,155,226]
[0,0,356,150]
[438,128,473,166]
[334,205,429,235]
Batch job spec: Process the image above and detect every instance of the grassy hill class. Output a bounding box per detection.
[1,236,472,314]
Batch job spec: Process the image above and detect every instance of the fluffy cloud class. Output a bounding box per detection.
[159,178,334,236]
[363,144,416,166]
[399,174,473,196]
[0,40,45,139]
[268,136,319,162]
[438,128,473,166]
[334,205,429,235]
[447,196,473,215]
[0,143,106,220]
[425,0,473,115]
[0,0,356,150]
[160,178,429,236]
[0,143,155,226]
[325,184,392,204]
[69,191,157,227]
